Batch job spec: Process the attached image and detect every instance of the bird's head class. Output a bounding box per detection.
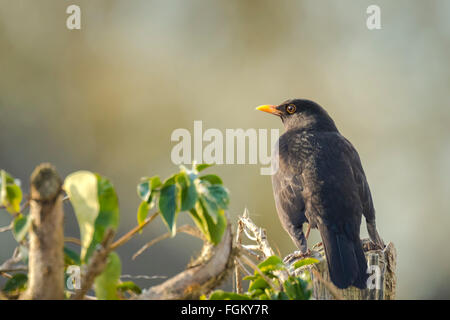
[256,98,338,132]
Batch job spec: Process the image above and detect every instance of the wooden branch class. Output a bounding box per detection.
[21,163,64,300]
[136,221,234,300]
[238,212,289,283]
[0,222,13,233]
[110,211,159,250]
[240,212,275,258]
[64,237,82,246]
[132,224,204,260]
[0,266,28,273]
[71,229,115,300]
[235,258,252,277]
[0,248,31,279]
[0,247,22,273]
[234,219,244,294]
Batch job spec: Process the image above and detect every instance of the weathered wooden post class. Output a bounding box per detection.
[292,239,397,300]
[21,163,65,300]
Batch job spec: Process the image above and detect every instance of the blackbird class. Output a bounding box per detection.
[257,99,384,289]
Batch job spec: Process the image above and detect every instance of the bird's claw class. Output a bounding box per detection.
[363,239,385,251]
[283,249,312,264]
[373,240,385,250]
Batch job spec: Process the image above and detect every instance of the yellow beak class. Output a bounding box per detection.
[256,105,282,116]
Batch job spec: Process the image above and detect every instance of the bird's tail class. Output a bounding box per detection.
[318,224,368,289]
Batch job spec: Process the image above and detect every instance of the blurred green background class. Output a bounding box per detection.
[1,0,449,299]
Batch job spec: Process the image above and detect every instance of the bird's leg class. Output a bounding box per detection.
[305,223,311,240]
[366,220,384,249]
[283,226,311,264]
[283,248,312,264]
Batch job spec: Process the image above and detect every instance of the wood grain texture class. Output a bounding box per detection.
[21,163,64,300]
[290,239,397,300]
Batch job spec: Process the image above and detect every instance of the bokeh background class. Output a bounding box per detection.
[1,0,449,299]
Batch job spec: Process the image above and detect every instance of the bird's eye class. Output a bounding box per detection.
[286,104,296,114]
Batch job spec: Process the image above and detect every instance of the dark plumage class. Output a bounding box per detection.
[257,99,384,289]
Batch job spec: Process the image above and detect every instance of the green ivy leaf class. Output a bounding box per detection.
[137,201,151,226]
[242,275,259,281]
[136,176,161,226]
[116,281,142,294]
[139,166,227,245]
[248,278,269,292]
[94,252,121,300]
[283,278,297,299]
[189,199,226,245]
[248,288,264,298]
[12,214,31,242]
[207,185,229,209]
[158,183,181,236]
[199,174,223,185]
[64,171,119,262]
[283,276,311,300]
[64,171,99,260]
[188,207,208,237]
[197,183,229,223]
[207,290,251,300]
[258,255,285,274]
[85,175,120,260]
[0,170,22,214]
[5,185,22,214]
[275,291,290,300]
[293,258,320,269]
[194,163,214,172]
[64,246,81,266]
[3,273,27,293]
[177,171,198,211]
[137,176,162,203]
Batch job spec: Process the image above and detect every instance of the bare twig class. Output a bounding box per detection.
[305,223,311,240]
[71,229,115,300]
[121,274,167,280]
[64,237,82,246]
[19,199,30,213]
[240,214,275,258]
[0,272,12,279]
[236,244,264,261]
[110,212,159,250]
[0,266,28,273]
[235,257,252,277]
[132,224,203,260]
[0,247,23,277]
[0,248,27,275]
[241,244,262,251]
[237,212,289,283]
[234,219,244,294]
[0,222,13,233]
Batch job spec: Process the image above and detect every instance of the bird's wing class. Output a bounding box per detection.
[272,134,307,230]
[341,136,376,223]
[272,171,306,226]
